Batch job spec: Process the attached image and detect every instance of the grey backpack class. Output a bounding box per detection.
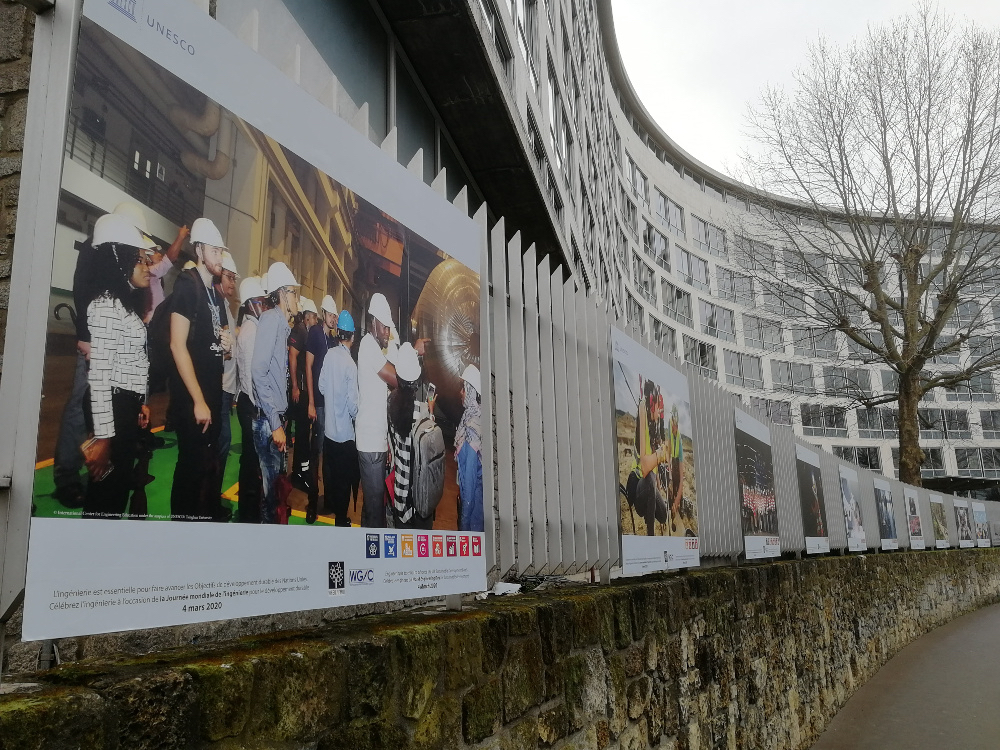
[410,416,446,518]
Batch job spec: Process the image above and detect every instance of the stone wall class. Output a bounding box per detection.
[0,1,32,374]
[1,549,998,749]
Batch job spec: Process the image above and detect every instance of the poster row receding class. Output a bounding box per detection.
[23,0,485,639]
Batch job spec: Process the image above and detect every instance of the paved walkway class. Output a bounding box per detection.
[812,602,1000,749]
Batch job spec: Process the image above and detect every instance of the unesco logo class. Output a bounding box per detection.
[328,562,345,596]
[366,533,380,558]
[108,0,137,21]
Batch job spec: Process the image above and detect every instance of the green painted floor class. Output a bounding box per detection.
[33,412,336,526]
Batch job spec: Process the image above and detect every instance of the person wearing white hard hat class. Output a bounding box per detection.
[78,214,154,517]
[110,202,189,322]
[233,276,271,523]
[355,293,399,527]
[355,293,431,527]
[302,294,339,523]
[386,343,430,528]
[168,216,231,522]
[251,262,300,523]
[214,251,241,511]
[51,208,157,509]
[456,364,484,532]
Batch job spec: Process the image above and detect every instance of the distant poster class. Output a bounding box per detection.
[873,478,898,551]
[904,488,925,550]
[612,329,699,574]
[954,499,974,548]
[839,465,867,552]
[735,409,779,559]
[795,445,829,554]
[972,502,991,548]
[930,495,950,548]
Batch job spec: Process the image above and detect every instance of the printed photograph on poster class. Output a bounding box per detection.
[21,0,488,640]
[795,444,829,554]
[839,465,867,552]
[31,15,482,533]
[972,502,991,547]
[929,495,950,548]
[904,488,925,550]
[735,409,780,559]
[612,329,699,573]
[873,478,898,551]
[954,500,974,548]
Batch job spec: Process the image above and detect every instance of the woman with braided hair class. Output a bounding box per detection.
[81,213,155,518]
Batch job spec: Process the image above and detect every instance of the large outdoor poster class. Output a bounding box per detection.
[972,502,991,548]
[839,465,867,552]
[795,445,829,554]
[954,499,974,548]
[904,487,925,550]
[873,477,898,551]
[930,495,950,549]
[23,0,486,639]
[612,329,699,574]
[735,409,779,559]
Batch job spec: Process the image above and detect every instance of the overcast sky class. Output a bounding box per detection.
[612,1,1000,177]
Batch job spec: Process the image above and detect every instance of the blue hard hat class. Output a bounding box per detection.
[337,310,355,333]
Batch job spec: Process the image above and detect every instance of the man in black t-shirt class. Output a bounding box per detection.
[288,304,313,490]
[168,218,232,521]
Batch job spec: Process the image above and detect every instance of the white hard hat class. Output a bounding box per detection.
[239,276,266,304]
[190,217,227,249]
[221,250,239,276]
[93,213,144,248]
[461,364,482,395]
[321,295,337,314]
[112,201,149,234]
[393,342,421,382]
[300,297,318,315]
[264,261,299,292]
[368,293,394,327]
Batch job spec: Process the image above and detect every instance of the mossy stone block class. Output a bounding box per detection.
[502,637,544,722]
[0,688,109,750]
[389,626,443,720]
[538,700,569,746]
[345,640,390,719]
[462,676,502,744]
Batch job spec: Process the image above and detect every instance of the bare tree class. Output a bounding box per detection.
[735,2,1000,485]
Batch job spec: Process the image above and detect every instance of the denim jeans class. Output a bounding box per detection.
[457,443,484,532]
[53,351,89,491]
[358,450,387,528]
[252,415,284,524]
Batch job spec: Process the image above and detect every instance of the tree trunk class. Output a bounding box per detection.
[897,372,924,486]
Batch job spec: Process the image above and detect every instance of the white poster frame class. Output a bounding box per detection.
[929,494,950,549]
[735,409,780,560]
[612,329,700,574]
[796,445,829,555]
[20,0,488,639]
[873,477,898,551]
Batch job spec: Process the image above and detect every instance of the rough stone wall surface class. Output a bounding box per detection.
[0,1,32,375]
[0,550,998,750]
